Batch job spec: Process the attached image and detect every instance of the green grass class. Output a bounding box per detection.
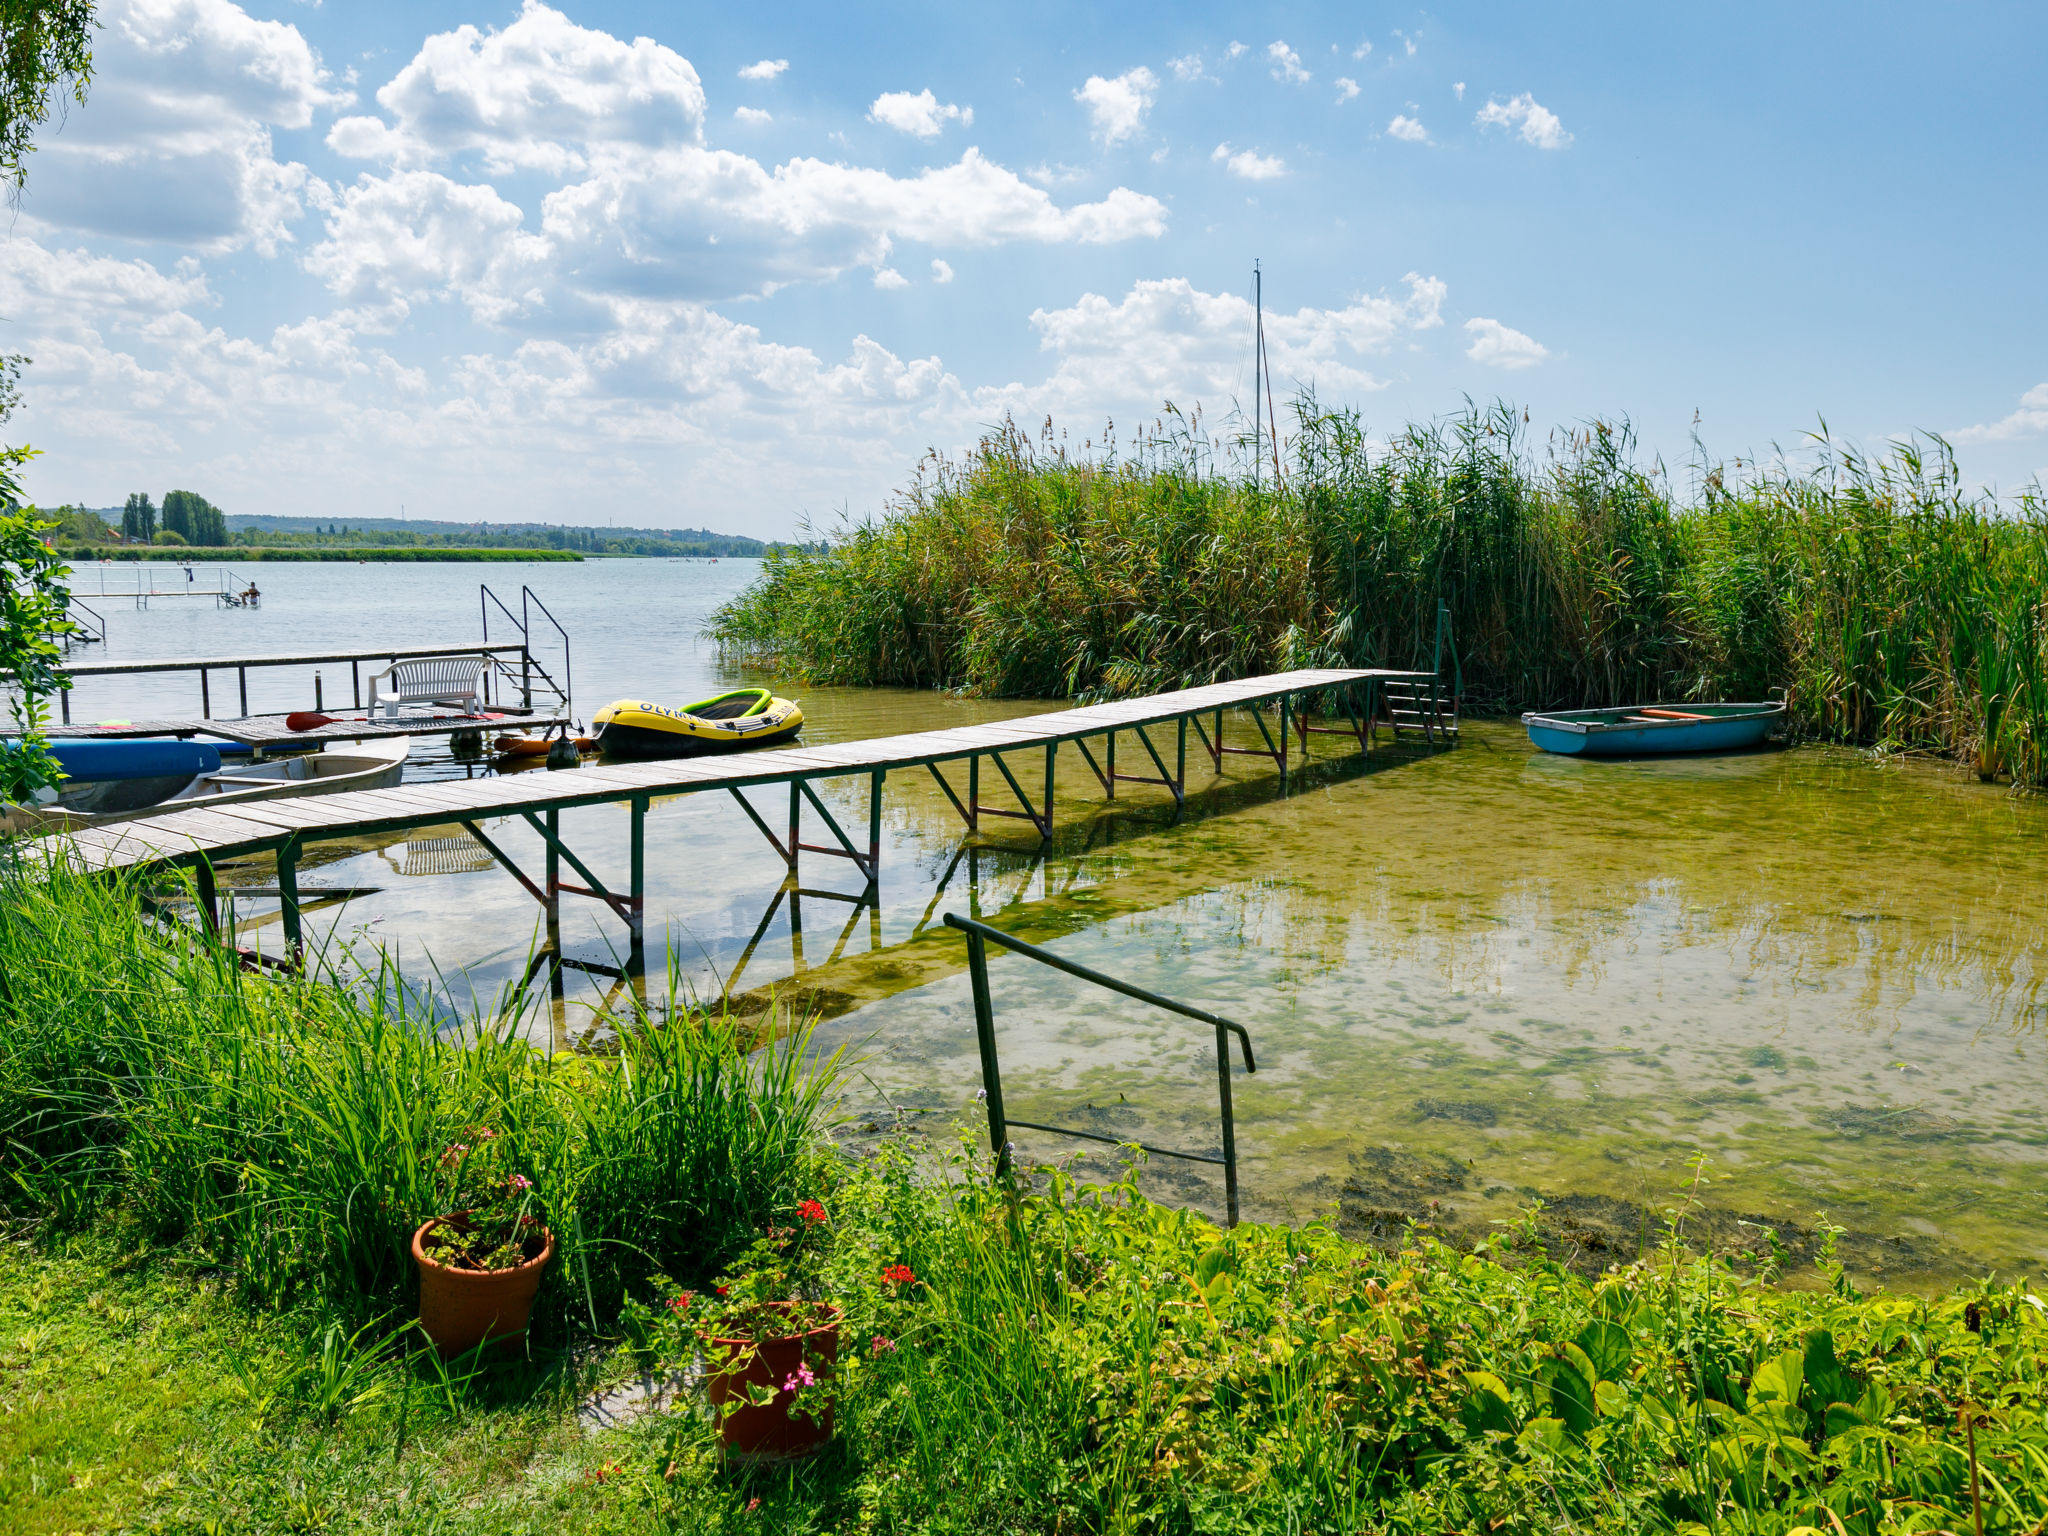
[711,399,2048,786]
[0,861,839,1333]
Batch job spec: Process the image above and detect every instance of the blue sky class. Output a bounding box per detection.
[4,0,2045,537]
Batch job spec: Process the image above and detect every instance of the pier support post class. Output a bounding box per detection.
[200,670,210,719]
[628,795,647,971]
[194,859,219,939]
[1043,741,1056,842]
[968,755,979,834]
[867,769,884,890]
[275,838,302,959]
[1105,729,1116,801]
[1279,694,1291,792]
[238,666,248,717]
[544,809,562,957]
[1177,716,1187,792]
[788,780,801,876]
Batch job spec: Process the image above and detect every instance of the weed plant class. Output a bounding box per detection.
[713,401,2048,785]
[0,861,839,1332]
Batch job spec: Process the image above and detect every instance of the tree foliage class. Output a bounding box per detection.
[0,0,95,201]
[161,488,226,546]
[120,490,154,542]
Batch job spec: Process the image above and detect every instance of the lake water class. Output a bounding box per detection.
[57,558,2048,1288]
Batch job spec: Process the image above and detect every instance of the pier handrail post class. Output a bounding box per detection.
[1215,1019,1240,1228]
[964,927,1012,1179]
[237,666,248,718]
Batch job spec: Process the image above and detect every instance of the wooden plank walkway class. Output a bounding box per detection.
[41,668,1432,880]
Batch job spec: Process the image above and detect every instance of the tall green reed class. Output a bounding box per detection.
[0,860,841,1331]
[713,399,2048,785]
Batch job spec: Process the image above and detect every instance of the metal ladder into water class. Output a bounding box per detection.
[480,583,575,717]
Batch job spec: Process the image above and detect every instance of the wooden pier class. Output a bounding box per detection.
[34,667,1450,973]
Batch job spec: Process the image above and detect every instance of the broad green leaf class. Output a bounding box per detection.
[1750,1347,1804,1405]
[1536,1357,1596,1439]
[1516,1415,1571,1457]
[1802,1328,1853,1407]
[1194,1243,1232,1287]
[1575,1319,1632,1381]
[1460,1371,1516,1436]
[1594,1379,1631,1419]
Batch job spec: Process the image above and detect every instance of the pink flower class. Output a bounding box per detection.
[508,1174,532,1192]
[783,1363,817,1392]
[870,1334,897,1356]
[796,1199,828,1224]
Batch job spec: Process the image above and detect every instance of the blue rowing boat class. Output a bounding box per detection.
[1521,701,1786,757]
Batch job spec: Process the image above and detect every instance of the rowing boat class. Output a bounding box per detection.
[1522,702,1785,757]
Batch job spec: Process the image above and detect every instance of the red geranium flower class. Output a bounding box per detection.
[880,1263,916,1286]
[666,1292,693,1313]
[796,1199,828,1224]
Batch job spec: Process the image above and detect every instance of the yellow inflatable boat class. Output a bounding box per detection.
[591,689,803,759]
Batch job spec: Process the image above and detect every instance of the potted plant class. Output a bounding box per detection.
[411,1130,554,1357]
[694,1198,842,1461]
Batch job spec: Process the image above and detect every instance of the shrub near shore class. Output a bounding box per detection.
[3,867,2046,1531]
[712,402,2048,786]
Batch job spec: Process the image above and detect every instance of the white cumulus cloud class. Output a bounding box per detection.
[733,106,771,126]
[1952,383,2048,444]
[327,0,705,175]
[1386,115,1428,143]
[868,89,972,139]
[737,58,787,81]
[1475,92,1571,149]
[1212,142,1285,181]
[1335,78,1360,103]
[21,0,347,255]
[872,267,909,290]
[930,258,954,283]
[1464,317,1548,369]
[1075,66,1157,146]
[1267,42,1310,84]
[1168,53,1209,83]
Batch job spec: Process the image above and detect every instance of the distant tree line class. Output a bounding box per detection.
[48,504,807,558]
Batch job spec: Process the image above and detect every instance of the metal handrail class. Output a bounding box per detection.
[521,585,573,713]
[943,911,1256,1226]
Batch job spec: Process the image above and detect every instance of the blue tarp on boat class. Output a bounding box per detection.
[5,737,220,782]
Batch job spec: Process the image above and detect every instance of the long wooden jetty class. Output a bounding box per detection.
[36,667,1447,966]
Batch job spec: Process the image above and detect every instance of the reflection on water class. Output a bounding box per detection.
[71,561,2048,1288]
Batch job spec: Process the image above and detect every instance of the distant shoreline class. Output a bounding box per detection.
[55,546,588,563]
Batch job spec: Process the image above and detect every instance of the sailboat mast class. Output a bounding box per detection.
[1252,260,1263,492]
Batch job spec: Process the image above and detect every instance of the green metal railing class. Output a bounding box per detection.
[943,912,1258,1226]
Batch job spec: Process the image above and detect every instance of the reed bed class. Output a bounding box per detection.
[713,401,2048,785]
[0,860,838,1331]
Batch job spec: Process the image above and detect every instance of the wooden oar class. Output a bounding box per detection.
[1634,708,1710,720]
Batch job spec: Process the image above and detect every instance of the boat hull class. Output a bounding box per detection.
[595,717,804,760]
[1522,702,1784,757]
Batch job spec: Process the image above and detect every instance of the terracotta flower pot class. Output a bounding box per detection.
[411,1215,555,1357]
[706,1302,842,1461]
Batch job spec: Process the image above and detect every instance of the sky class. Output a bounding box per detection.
[3,0,2046,538]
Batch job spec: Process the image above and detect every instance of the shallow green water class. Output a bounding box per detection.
[796,719,2048,1290]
